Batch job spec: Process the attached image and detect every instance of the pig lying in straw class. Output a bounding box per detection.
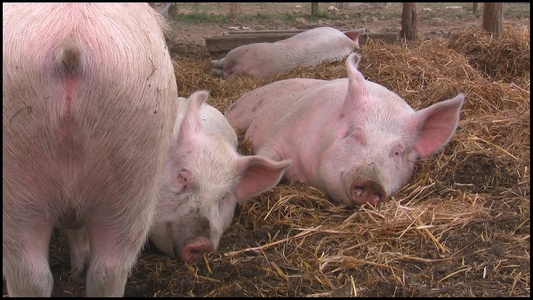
[224,53,465,208]
[210,26,364,79]
[149,91,291,262]
[3,3,178,296]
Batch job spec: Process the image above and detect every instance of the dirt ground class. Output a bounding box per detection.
[163,2,528,57]
[3,2,530,297]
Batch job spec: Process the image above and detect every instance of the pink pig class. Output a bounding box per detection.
[224,53,464,208]
[149,91,291,262]
[210,26,363,79]
[3,3,178,296]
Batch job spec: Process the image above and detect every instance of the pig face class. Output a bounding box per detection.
[317,54,464,208]
[317,105,420,207]
[150,91,290,262]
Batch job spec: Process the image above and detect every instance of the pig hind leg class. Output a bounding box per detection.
[84,209,152,296]
[3,221,55,296]
[210,57,225,68]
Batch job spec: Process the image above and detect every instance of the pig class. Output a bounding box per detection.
[3,3,178,297]
[224,53,464,208]
[210,26,364,79]
[149,91,291,262]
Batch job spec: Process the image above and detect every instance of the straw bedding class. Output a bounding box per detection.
[36,24,530,297]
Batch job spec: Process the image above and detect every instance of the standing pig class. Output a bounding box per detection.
[224,53,464,208]
[210,26,364,79]
[3,3,178,297]
[149,91,291,262]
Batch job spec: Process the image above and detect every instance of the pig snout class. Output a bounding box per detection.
[345,166,387,207]
[350,180,386,206]
[179,237,216,262]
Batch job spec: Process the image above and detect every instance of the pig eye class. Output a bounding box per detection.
[218,193,229,211]
[391,144,404,158]
[344,127,362,143]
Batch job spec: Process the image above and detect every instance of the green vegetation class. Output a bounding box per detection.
[176,12,229,24]
[171,2,530,24]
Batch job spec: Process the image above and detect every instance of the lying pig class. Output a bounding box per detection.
[149,90,291,262]
[224,53,464,208]
[3,3,178,296]
[210,26,364,79]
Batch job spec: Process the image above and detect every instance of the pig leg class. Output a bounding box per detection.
[210,67,224,77]
[210,58,225,77]
[210,57,225,68]
[65,228,90,283]
[3,221,55,296]
[84,214,151,296]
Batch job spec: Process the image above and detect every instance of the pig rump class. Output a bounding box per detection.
[3,3,178,296]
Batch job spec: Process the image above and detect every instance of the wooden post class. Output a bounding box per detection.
[482,3,503,38]
[228,3,239,20]
[473,2,480,16]
[399,3,418,41]
[311,2,319,15]
[168,3,179,19]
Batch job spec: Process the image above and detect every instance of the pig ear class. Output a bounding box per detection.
[178,90,209,140]
[342,53,370,113]
[234,156,291,203]
[343,28,364,47]
[413,93,465,158]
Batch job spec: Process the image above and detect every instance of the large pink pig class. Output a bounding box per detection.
[3,3,178,296]
[149,91,291,262]
[210,26,364,79]
[224,53,464,208]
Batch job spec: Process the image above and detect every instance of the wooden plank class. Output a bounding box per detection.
[225,28,357,35]
[225,30,305,35]
[205,32,397,53]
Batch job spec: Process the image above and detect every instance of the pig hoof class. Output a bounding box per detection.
[210,67,223,77]
[350,180,385,206]
[71,264,88,284]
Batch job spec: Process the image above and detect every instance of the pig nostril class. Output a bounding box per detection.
[181,240,216,262]
[188,250,203,261]
[350,180,386,206]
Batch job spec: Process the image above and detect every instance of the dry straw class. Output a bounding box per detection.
[45,25,529,297]
[142,24,528,296]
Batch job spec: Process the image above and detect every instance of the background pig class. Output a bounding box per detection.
[210,26,364,79]
[224,53,464,208]
[149,91,291,262]
[3,3,178,296]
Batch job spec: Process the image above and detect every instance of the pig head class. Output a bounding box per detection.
[210,27,364,79]
[225,53,464,208]
[149,90,291,262]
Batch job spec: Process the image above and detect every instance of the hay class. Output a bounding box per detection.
[137,23,529,297]
[447,25,530,85]
[24,24,529,297]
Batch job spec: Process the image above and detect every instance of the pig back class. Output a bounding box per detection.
[3,3,178,224]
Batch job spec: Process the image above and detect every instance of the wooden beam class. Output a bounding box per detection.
[205,31,398,53]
